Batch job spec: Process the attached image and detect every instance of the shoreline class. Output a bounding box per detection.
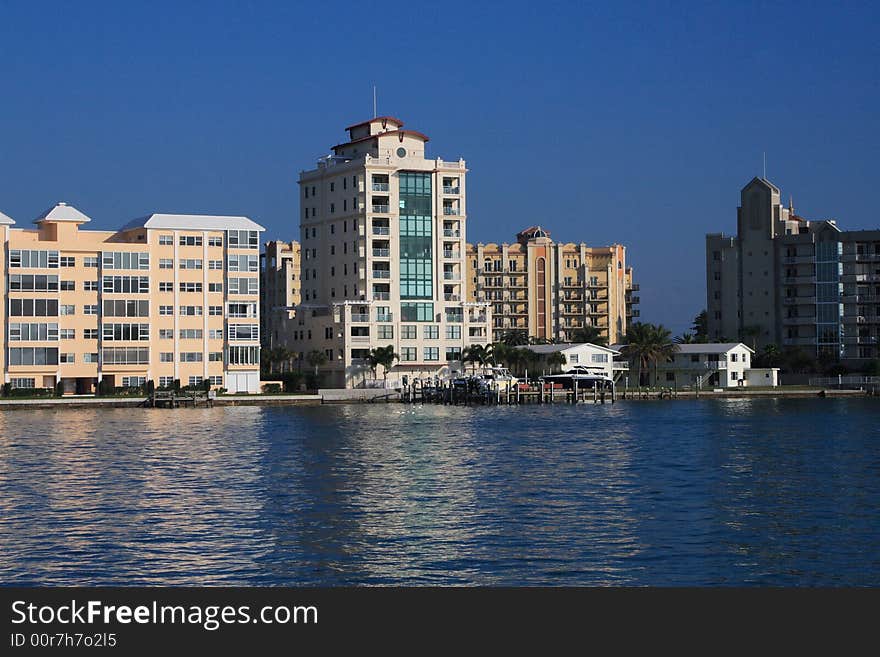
[0,388,870,410]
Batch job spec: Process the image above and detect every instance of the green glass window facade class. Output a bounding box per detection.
[399,172,433,299]
[401,302,434,322]
[815,239,842,355]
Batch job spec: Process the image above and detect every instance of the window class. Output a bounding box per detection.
[227,345,260,365]
[179,282,203,293]
[60,353,75,364]
[159,235,173,245]
[159,329,173,339]
[159,282,173,292]
[591,353,608,363]
[11,299,59,317]
[102,252,150,270]
[83,280,99,291]
[209,282,223,292]
[228,277,258,295]
[229,324,259,341]
[83,329,98,340]
[423,325,439,339]
[10,378,36,389]
[159,377,175,388]
[401,347,417,361]
[424,347,440,361]
[179,235,203,246]
[8,323,59,341]
[8,347,59,366]
[445,325,461,340]
[103,276,150,294]
[60,280,75,291]
[103,300,150,317]
[209,305,223,316]
[179,306,203,316]
[102,323,150,341]
[209,352,223,361]
[401,302,434,322]
[228,303,257,318]
[83,305,98,315]
[59,329,75,340]
[666,372,675,381]
[159,258,174,269]
[209,329,223,339]
[121,376,146,388]
[446,346,461,361]
[188,376,204,387]
[103,348,150,364]
[83,257,99,268]
[731,353,738,362]
[83,353,99,363]
[160,352,174,362]
[159,305,174,316]
[228,255,259,273]
[227,230,259,249]
[8,250,60,268]
[179,259,203,270]
[9,274,59,292]
[377,325,393,339]
[209,260,223,270]
[179,329,203,339]
[180,352,203,362]
[208,236,223,247]
[209,376,223,386]
[60,256,75,267]
[569,354,579,364]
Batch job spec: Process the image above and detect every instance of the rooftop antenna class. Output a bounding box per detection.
[763,152,766,180]
[373,85,377,118]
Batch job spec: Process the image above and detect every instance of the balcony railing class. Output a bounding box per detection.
[350,334,371,342]
[371,205,390,214]
[443,229,460,237]
[442,207,460,216]
[373,292,390,301]
[372,226,390,235]
[372,248,390,257]
[371,183,389,192]
[350,313,370,323]
[376,313,393,322]
[372,270,391,279]
[443,272,461,281]
[444,294,460,302]
[629,284,640,291]
[443,186,460,194]
[784,296,817,305]
[469,315,488,323]
[443,250,461,259]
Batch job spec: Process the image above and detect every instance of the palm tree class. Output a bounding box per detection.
[570,326,607,346]
[675,332,696,344]
[546,351,567,373]
[741,325,762,351]
[306,349,328,377]
[528,335,554,345]
[500,329,529,346]
[623,322,679,387]
[491,342,511,367]
[692,310,709,342]
[368,345,399,383]
[462,344,489,374]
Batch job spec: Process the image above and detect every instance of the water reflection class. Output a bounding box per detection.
[1,398,878,585]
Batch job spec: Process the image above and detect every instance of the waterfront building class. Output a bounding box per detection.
[260,240,301,350]
[1,203,264,393]
[707,177,880,363]
[467,227,638,344]
[291,116,491,387]
[523,342,629,381]
[649,343,778,389]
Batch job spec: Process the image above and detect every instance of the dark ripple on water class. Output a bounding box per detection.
[0,398,878,585]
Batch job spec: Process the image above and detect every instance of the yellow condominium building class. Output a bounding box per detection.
[467,226,638,344]
[0,202,264,394]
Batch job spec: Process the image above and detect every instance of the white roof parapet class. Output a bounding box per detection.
[119,213,265,232]
[34,202,92,224]
[0,209,15,225]
[526,342,622,355]
[673,342,754,354]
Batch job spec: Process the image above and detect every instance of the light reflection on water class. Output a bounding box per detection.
[0,398,878,585]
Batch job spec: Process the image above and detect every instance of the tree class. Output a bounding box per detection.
[692,310,709,342]
[569,326,607,346]
[528,335,554,345]
[740,325,762,351]
[754,343,781,368]
[499,329,529,346]
[368,345,399,382]
[547,351,567,373]
[306,349,328,377]
[622,322,679,386]
[462,344,490,374]
[674,332,696,344]
[491,342,511,367]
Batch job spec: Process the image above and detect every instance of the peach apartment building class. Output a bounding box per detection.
[1,203,264,394]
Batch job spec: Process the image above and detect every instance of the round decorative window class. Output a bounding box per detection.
[396,147,407,157]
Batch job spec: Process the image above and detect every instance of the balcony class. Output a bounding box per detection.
[371,183,389,192]
[784,276,816,284]
[782,316,817,325]
[443,272,461,281]
[371,205,390,214]
[350,335,371,343]
[372,270,391,279]
[372,248,390,257]
[627,295,640,304]
[783,296,817,305]
[443,229,461,238]
[350,313,370,323]
[629,284,640,291]
[443,250,461,259]
[469,314,488,323]
[372,226,390,236]
[376,313,393,322]
[782,255,815,264]
[373,292,390,301]
[442,207,460,216]
[444,293,461,302]
[443,186,460,195]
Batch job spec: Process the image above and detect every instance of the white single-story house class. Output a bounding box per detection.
[523,343,628,381]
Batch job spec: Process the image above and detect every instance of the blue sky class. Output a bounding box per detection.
[1,1,878,334]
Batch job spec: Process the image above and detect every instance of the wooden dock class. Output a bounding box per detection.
[401,380,616,405]
[143,390,214,409]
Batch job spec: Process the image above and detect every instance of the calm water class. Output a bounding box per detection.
[1,398,878,586]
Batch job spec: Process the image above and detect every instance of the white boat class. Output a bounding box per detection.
[539,366,612,389]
